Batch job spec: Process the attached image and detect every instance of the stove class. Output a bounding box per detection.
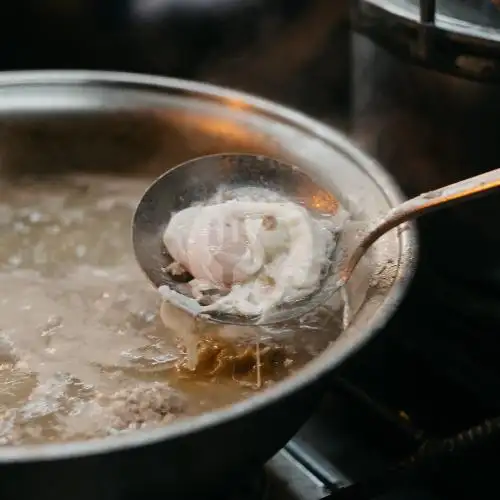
[3,1,500,499]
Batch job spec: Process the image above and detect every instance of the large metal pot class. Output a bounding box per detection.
[0,71,416,500]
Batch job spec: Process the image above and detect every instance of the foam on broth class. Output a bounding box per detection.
[0,175,343,445]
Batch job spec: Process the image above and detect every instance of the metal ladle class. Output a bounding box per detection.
[132,154,500,326]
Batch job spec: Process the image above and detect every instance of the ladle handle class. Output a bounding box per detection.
[344,167,500,278]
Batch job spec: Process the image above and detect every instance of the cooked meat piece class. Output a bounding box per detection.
[97,382,186,431]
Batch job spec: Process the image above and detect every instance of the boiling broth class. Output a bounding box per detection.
[0,175,341,445]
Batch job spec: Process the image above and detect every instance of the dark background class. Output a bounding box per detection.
[0,0,350,125]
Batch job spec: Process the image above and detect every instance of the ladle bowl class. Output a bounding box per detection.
[132,153,341,326]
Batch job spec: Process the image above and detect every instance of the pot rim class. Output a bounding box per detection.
[0,70,418,462]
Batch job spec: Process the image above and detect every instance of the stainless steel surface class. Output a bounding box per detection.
[0,70,416,500]
[363,0,500,37]
[132,153,341,326]
[266,448,336,500]
[354,0,500,82]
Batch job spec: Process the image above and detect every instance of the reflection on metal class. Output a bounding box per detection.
[309,192,339,215]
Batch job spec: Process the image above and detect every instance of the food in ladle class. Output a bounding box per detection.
[0,176,340,446]
[161,192,337,321]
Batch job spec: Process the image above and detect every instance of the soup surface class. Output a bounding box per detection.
[0,175,342,445]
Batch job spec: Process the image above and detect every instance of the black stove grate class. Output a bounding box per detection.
[321,415,500,499]
[312,357,500,499]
